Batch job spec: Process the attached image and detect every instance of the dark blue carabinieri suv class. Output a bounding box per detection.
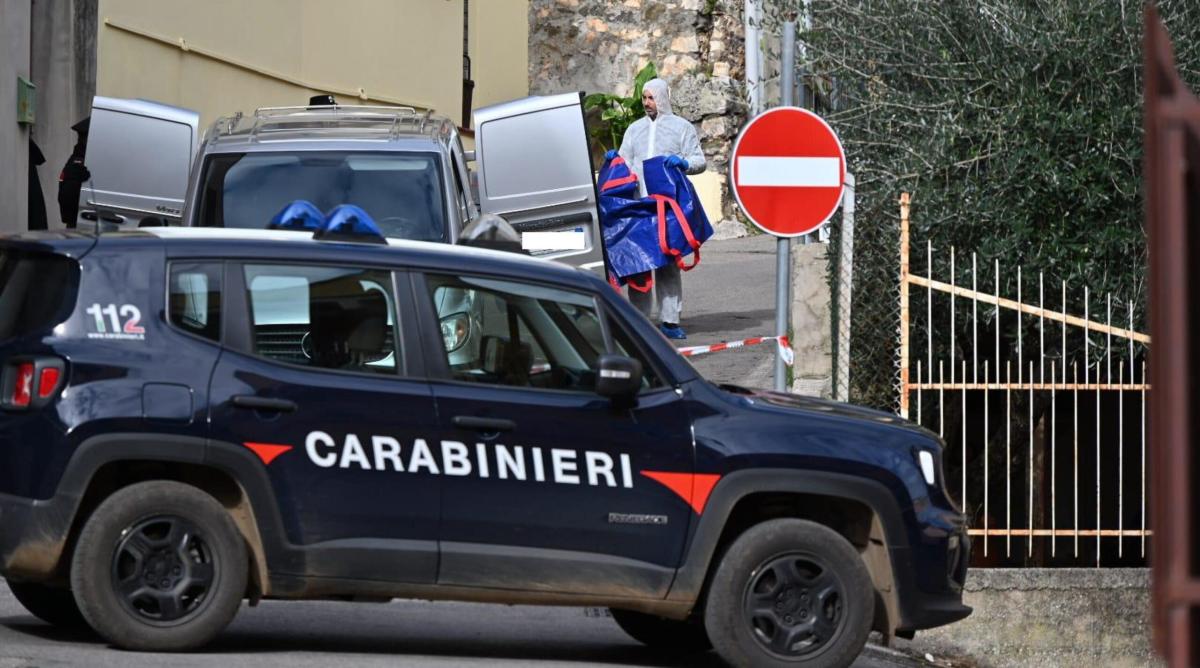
[0,224,969,667]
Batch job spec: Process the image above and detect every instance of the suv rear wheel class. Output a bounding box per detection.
[69,480,248,651]
[704,518,873,668]
[609,608,711,653]
[6,580,87,628]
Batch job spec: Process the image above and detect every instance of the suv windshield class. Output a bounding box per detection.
[196,151,448,242]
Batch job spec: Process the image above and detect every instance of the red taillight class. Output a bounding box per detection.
[12,363,34,407]
[4,357,65,409]
[37,367,61,398]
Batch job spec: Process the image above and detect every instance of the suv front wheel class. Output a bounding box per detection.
[704,518,873,668]
[69,480,248,651]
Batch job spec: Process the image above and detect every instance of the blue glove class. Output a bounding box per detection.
[604,149,619,160]
[664,155,688,170]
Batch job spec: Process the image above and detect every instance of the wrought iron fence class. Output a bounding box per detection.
[897,193,1151,567]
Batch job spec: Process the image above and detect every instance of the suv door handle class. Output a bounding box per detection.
[452,416,515,432]
[232,395,298,413]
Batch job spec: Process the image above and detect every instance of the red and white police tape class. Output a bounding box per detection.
[676,335,794,366]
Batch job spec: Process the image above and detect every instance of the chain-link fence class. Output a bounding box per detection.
[828,191,901,414]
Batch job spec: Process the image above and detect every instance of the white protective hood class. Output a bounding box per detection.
[642,78,673,117]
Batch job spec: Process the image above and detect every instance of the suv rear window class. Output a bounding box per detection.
[0,248,80,341]
[196,151,449,242]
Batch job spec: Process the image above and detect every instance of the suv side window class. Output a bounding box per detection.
[425,274,618,392]
[168,262,222,342]
[243,264,397,374]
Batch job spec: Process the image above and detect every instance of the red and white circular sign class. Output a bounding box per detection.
[730,107,846,237]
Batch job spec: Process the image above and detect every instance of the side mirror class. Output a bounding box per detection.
[596,354,642,399]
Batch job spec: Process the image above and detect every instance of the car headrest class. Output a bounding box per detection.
[346,289,387,356]
[309,280,388,369]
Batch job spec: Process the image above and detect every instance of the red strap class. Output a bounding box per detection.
[652,195,702,271]
[626,272,654,293]
[602,174,638,191]
[600,156,638,192]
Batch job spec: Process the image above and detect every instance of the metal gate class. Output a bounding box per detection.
[898,193,1150,567]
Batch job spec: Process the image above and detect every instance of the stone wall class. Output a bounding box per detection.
[528,0,749,229]
[906,569,1160,668]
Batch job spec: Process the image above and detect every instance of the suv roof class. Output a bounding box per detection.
[201,105,458,151]
[114,227,596,286]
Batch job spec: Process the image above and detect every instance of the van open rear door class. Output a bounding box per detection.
[472,93,605,273]
[78,97,198,230]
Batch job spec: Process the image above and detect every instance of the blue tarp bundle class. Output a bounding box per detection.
[597,155,712,289]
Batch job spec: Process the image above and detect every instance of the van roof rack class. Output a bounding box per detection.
[243,104,435,140]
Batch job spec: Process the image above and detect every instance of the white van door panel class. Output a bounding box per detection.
[473,93,605,271]
[79,97,199,230]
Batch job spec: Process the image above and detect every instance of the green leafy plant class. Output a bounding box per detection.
[584,62,658,152]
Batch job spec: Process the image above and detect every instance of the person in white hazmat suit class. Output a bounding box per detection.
[608,77,706,340]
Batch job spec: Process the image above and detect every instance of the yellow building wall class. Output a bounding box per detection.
[97,0,529,130]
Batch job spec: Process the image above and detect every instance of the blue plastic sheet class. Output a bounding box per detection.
[597,155,713,286]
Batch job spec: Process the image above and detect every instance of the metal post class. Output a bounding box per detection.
[744,0,763,116]
[781,23,795,109]
[899,193,911,419]
[775,20,796,392]
[834,172,855,402]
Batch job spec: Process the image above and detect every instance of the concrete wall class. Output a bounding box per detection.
[906,569,1159,668]
[790,242,834,397]
[97,0,528,129]
[30,0,97,229]
[0,2,32,235]
[472,1,530,115]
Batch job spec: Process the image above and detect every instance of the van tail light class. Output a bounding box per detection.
[3,357,65,410]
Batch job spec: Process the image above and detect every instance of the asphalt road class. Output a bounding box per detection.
[0,587,927,667]
[676,233,781,389]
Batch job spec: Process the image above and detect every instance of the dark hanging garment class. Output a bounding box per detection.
[28,139,48,232]
[58,117,90,227]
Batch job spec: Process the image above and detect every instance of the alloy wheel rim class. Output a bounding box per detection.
[742,552,846,659]
[110,515,217,625]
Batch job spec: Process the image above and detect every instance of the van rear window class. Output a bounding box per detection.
[0,249,80,341]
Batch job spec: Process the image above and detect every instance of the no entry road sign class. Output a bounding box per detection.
[730,106,846,237]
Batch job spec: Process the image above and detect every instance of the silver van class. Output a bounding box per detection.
[78,94,605,272]
[76,97,199,227]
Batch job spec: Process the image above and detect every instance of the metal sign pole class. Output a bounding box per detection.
[774,20,796,392]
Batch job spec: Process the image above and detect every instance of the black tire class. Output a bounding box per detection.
[69,480,248,651]
[610,608,712,653]
[704,519,873,668]
[6,579,87,628]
